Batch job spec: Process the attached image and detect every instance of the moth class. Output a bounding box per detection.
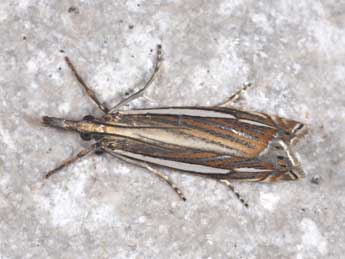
[43,45,307,206]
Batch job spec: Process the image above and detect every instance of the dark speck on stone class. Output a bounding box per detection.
[128,25,134,29]
[311,175,321,185]
[68,6,79,14]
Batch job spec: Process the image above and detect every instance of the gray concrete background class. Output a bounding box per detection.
[1,0,344,258]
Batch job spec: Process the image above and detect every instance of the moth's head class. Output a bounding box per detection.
[79,115,100,141]
[42,114,102,141]
[77,115,94,141]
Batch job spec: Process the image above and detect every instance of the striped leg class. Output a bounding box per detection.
[109,44,162,112]
[217,82,253,107]
[45,143,98,179]
[219,179,249,208]
[144,164,187,201]
[108,152,186,201]
[64,57,109,113]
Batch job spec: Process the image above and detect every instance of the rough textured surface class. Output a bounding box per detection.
[1,1,344,258]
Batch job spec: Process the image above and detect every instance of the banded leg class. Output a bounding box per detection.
[145,164,187,201]
[216,82,253,107]
[45,143,98,179]
[109,44,163,112]
[219,179,249,208]
[107,152,186,201]
[64,56,109,113]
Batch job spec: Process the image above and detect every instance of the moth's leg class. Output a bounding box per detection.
[144,164,187,201]
[64,56,109,113]
[107,152,186,201]
[109,44,162,112]
[45,143,98,179]
[219,179,249,208]
[216,82,253,107]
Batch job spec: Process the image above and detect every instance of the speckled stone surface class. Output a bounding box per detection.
[1,1,344,258]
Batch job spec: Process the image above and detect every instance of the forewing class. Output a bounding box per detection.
[101,135,298,182]
[99,107,302,182]
[103,107,278,158]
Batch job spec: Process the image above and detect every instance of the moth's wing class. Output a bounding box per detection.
[101,135,231,174]
[100,107,304,181]
[205,106,307,144]
[100,135,300,182]
[105,106,306,145]
[192,106,307,145]
[270,115,307,144]
[103,107,279,158]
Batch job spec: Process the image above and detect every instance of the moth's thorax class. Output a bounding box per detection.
[77,121,105,133]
